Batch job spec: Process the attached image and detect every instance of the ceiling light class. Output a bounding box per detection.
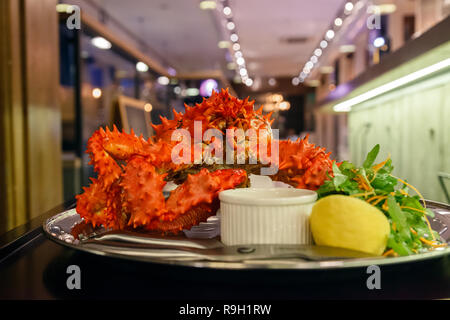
[320,40,328,48]
[325,30,335,40]
[174,86,181,94]
[92,88,102,99]
[305,61,314,69]
[236,57,245,65]
[232,43,240,51]
[268,78,277,86]
[230,33,239,42]
[136,61,149,72]
[320,66,334,74]
[91,37,112,50]
[186,88,200,96]
[344,2,354,12]
[245,78,253,86]
[292,77,300,86]
[56,4,74,12]
[279,101,291,111]
[314,48,322,57]
[239,68,248,76]
[218,40,231,48]
[306,80,320,87]
[300,72,307,78]
[373,37,386,48]
[144,103,153,112]
[226,21,235,30]
[368,4,397,14]
[310,56,318,64]
[333,58,450,112]
[334,18,343,26]
[340,44,356,53]
[157,76,170,85]
[199,1,216,10]
[234,51,243,58]
[223,6,232,15]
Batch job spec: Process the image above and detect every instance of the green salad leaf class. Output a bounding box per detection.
[317,145,446,256]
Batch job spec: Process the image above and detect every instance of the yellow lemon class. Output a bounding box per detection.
[310,195,390,255]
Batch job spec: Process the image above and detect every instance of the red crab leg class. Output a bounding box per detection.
[121,162,247,232]
[151,168,247,233]
[75,177,123,229]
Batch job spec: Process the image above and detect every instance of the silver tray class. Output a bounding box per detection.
[43,200,450,270]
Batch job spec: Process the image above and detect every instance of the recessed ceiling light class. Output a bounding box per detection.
[314,48,322,56]
[199,1,216,10]
[239,68,248,76]
[236,57,245,65]
[234,51,243,58]
[310,56,318,63]
[91,37,112,50]
[232,43,241,51]
[334,18,343,26]
[230,33,239,42]
[268,78,277,86]
[226,21,235,30]
[344,2,354,12]
[325,30,335,40]
[136,61,149,72]
[223,6,232,15]
[292,77,300,86]
[320,40,328,48]
[245,78,253,86]
[157,76,170,85]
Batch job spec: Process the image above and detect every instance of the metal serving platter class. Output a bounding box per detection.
[43,200,450,270]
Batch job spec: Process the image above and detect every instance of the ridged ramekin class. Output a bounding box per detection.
[219,188,317,245]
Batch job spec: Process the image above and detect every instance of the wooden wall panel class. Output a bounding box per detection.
[0,0,62,233]
[23,0,63,218]
[0,0,28,232]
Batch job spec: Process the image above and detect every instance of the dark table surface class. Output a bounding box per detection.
[0,202,449,300]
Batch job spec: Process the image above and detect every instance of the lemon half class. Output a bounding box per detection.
[310,195,390,255]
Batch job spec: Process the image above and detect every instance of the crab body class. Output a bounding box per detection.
[76,89,333,234]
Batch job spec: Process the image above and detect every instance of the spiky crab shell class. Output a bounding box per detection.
[271,137,333,190]
[152,89,274,165]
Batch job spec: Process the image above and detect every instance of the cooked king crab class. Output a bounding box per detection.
[75,89,333,234]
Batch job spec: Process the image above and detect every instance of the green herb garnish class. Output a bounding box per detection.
[317,145,446,256]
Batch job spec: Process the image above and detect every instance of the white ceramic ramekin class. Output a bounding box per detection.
[219,188,317,245]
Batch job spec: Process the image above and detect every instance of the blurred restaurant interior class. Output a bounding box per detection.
[0,0,449,235]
